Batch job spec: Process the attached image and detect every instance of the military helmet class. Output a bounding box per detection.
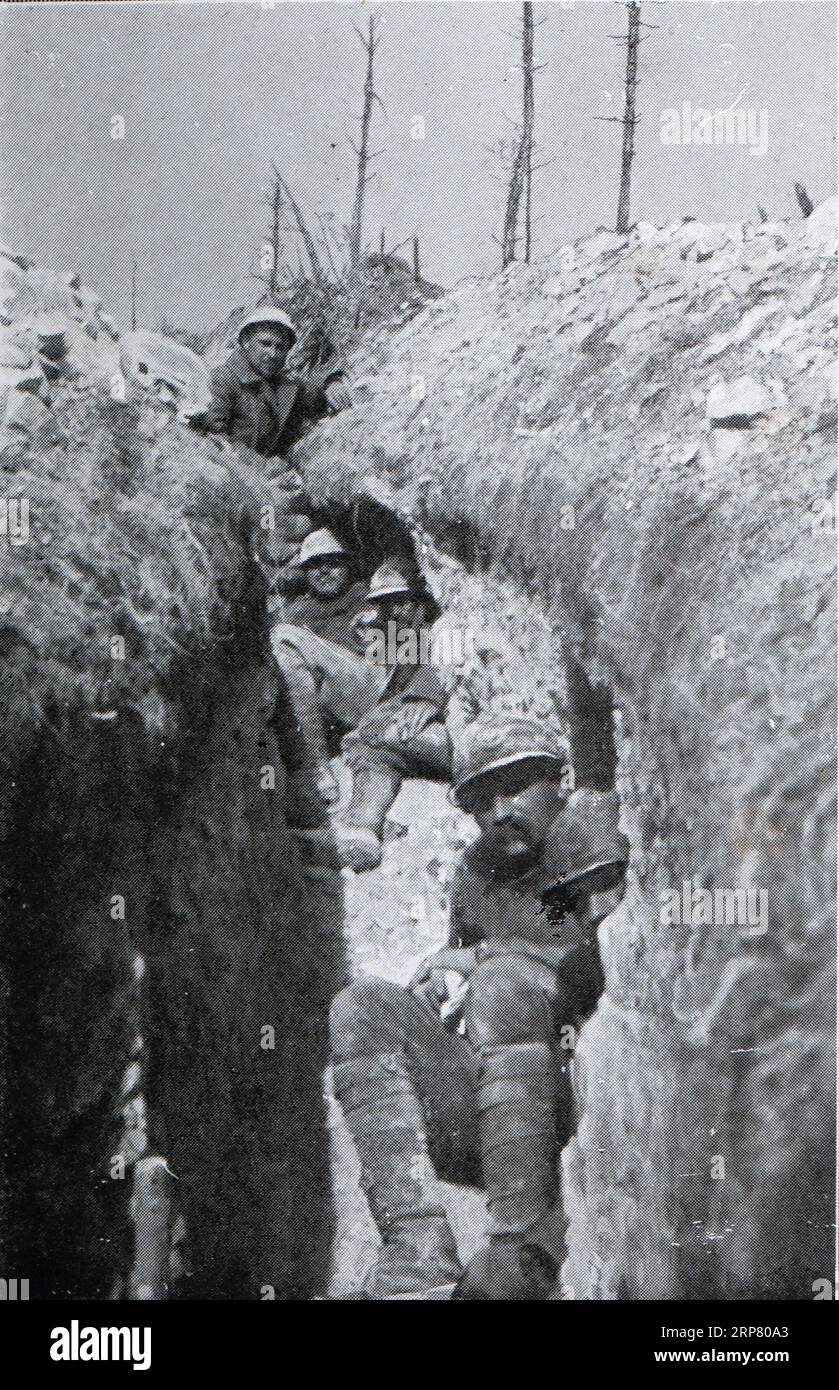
[366,559,420,603]
[452,717,570,808]
[295,527,349,568]
[237,306,298,345]
[545,788,629,893]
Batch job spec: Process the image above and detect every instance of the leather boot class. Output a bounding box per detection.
[454,1042,560,1300]
[332,1052,463,1298]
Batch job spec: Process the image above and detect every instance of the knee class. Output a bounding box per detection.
[466,958,553,1048]
[329,977,406,1061]
[272,641,307,679]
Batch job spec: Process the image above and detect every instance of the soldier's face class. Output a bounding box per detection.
[242,326,293,377]
[465,766,565,869]
[305,557,352,598]
[378,595,426,630]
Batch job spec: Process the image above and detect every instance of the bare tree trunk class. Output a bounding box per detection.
[348,14,382,269]
[273,165,326,285]
[258,173,284,298]
[616,1,641,236]
[267,176,282,298]
[524,125,533,263]
[501,1,535,268]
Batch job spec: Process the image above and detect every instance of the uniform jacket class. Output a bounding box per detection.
[203,348,342,458]
[449,800,627,997]
[284,581,372,656]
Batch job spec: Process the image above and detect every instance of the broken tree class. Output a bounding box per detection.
[348,12,384,269]
[500,2,539,268]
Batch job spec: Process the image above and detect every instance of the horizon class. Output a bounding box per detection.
[1,0,836,333]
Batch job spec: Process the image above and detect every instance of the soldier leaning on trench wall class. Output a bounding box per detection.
[330,716,629,1300]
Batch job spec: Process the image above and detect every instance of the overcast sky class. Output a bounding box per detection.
[1,1,835,333]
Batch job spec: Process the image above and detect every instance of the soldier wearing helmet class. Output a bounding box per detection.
[328,716,628,1299]
[201,306,351,462]
[272,529,387,808]
[294,557,452,871]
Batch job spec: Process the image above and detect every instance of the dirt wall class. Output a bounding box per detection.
[297,205,837,1298]
[0,255,346,1296]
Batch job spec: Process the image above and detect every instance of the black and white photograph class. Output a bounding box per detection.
[0,0,836,1349]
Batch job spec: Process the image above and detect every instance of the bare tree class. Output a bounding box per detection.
[596,2,657,235]
[254,170,284,299]
[130,258,138,332]
[794,181,814,218]
[272,164,326,286]
[348,12,384,269]
[501,2,536,267]
[615,1,640,235]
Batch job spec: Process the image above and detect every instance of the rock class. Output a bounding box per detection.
[0,357,48,403]
[706,375,776,425]
[0,328,35,371]
[802,195,838,258]
[0,245,34,272]
[677,222,738,261]
[120,331,211,416]
[3,386,53,433]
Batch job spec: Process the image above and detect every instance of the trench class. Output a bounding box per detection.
[307,505,622,1296]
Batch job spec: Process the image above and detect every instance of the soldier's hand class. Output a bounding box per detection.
[324,375,352,412]
[409,948,477,990]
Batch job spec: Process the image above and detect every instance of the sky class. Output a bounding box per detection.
[1,0,835,333]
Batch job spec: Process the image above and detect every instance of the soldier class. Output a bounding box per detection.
[271,528,388,807]
[201,307,351,465]
[315,560,452,871]
[329,717,628,1298]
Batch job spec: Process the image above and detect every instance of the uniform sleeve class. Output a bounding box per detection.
[294,373,329,417]
[399,665,449,712]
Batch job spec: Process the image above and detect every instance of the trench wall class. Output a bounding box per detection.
[0,380,345,1298]
[297,208,837,1298]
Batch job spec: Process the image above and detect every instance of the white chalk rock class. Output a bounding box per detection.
[120,331,211,416]
[706,375,775,425]
[802,196,838,257]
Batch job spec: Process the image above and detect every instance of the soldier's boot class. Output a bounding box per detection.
[333,1052,463,1298]
[454,1042,561,1301]
[329,765,404,871]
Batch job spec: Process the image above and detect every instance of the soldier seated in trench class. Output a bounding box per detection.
[200,306,351,470]
[293,559,453,873]
[329,717,628,1299]
[271,527,387,807]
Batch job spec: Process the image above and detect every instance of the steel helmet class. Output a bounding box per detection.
[543,788,629,892]
[237,306,298,345]
[295,528,350,567]
[452,717,570,808]
[366,559,419,603]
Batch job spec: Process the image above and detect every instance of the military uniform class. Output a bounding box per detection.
[203,347,342,460]
[329,718,628,1297]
